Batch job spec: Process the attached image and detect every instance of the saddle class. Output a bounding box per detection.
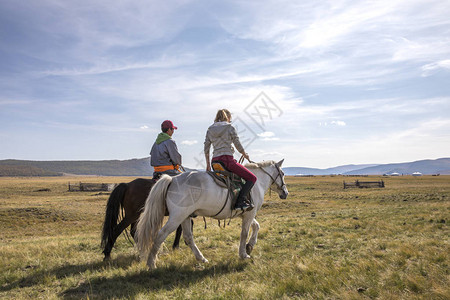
[207,161,246,211]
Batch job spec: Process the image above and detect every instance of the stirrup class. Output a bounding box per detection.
[234,200,254,212]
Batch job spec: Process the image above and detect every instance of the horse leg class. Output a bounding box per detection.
[147,216,184,269]
[238,214,254,259]
[130,221,137,241]
[173,218,194,249]
[246,218,260,255]
[181,218,208,263]
[172,225,182,250]
[103,219,131,261]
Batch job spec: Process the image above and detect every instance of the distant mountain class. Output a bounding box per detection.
[284,158,449,176]
[284,164,377,176]
[343,158,450,175]
[0,157,448,176]
[0,164,61,177]
[0,158,154,176]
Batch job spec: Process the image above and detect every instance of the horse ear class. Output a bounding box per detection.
[277,159,284,167]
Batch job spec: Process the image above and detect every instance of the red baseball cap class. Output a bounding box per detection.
[161,120,177,130]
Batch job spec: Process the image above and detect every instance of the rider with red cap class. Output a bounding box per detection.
[150,120,182,179]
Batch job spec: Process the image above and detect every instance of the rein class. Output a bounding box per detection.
[238,155,247,164]
[258,163,286,191]
[239,154,285,192]
[242,155,287,197]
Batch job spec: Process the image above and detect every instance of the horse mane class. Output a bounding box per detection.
[245,160,275,169]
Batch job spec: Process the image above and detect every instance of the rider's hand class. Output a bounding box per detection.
[243,152,250,160]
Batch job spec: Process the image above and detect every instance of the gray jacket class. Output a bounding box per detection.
[204,122,244,158]
[150,139,182,167]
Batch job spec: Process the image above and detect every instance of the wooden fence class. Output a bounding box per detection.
[343,180,385,189]
[68,182,117,192]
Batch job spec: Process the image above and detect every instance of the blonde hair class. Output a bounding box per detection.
[214,109,232,123]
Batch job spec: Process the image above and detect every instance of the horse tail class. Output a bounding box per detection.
[136,174,172,259]
[101,183,128,250]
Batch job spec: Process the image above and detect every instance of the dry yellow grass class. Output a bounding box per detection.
[0,175,449,299]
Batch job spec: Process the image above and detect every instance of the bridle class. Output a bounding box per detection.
[239,155,286,192]
[259,163,286,192]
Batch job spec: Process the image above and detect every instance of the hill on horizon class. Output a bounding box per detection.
[0,158,154,176]
[0,157,448,176]
[283,164,378,176]
[283,158,449,176]
[343,158,450,175]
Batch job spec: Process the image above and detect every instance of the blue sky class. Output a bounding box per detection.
[1,0,449,168]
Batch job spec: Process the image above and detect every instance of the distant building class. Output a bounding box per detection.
[390,172,400,176]
[412,172,422,176]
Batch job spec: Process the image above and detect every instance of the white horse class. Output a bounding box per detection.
[136,159,288,269]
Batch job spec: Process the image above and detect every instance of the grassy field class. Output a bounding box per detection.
[0,175,449,299]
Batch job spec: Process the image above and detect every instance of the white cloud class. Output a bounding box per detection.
[421,59,450,77]
[331,120,346,126]
[212,0,450,87]
[256,131,280,141]
[250,149,285,162]
[2,0,450,166]
[319,120,347,127]
[274,116,450,168]
[181,140,198,146]
[257,131,275,138]
[262,137,280,141]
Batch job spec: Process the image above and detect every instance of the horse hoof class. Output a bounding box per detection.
[147,259,157,270]
[103,255,111,262]
[246,244,253,255]
[240,253,251,259]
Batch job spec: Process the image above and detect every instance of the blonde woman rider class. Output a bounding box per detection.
[204,109,256,211]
